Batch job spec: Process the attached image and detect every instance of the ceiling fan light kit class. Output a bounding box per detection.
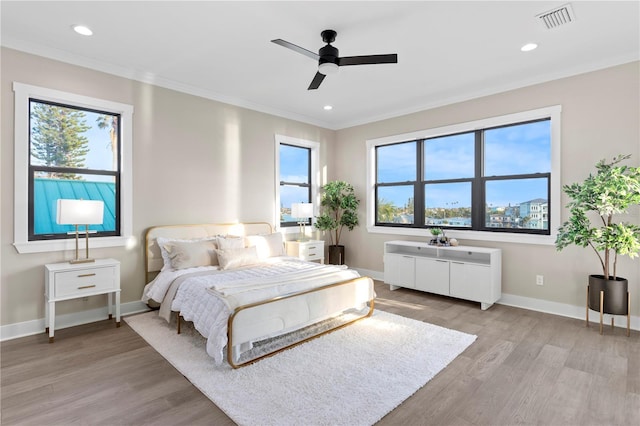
[272,29,398,90]
[318,62,339,75]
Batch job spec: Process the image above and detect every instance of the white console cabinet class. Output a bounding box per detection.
[384,240,501,310]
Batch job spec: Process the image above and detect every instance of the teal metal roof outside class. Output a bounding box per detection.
[34,178,116,235]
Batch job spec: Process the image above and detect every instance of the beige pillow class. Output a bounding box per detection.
[245,233,285,259]
[217,236,245,250]
[163,240,218,270]
[216,246,260,270]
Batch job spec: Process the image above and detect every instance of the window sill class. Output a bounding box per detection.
[367,226,556,246]
[14,236,133,254]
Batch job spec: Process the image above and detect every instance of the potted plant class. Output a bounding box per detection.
[555,154,640,320]
[429,227,442,245]
[315,181,360,264]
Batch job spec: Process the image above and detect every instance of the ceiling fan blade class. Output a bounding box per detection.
[338,54,398,66]
[307,72,326,90]
[271,39,319,61]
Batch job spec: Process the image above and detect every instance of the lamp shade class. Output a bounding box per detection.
[56,199,104,225]
[291,202,313,219]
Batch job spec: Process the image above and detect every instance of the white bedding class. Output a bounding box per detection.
[142,257,363,364]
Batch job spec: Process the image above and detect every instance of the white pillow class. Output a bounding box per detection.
[216,235,245,250]
[162,239,218,270]
[245,233,285,259]
[216,246,260,270]
[156,236,217,271]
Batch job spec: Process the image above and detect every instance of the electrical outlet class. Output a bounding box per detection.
[536,275,544,286]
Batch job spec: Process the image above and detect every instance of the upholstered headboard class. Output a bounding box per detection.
[144,222,273,280]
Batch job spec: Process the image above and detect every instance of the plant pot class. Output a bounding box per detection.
[328,245,345,265]
[588,274,628,315]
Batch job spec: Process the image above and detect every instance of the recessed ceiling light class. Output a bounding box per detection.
[521,43,538,52]
[323,105,333,111]
[72,25,93,36]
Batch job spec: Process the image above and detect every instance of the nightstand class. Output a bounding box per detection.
[44,258,121,343]
[286,240,325,264]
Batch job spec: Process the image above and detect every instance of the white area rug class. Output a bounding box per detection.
[125,310,476,426]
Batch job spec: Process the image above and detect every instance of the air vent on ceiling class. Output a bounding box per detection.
[536,3,576,29]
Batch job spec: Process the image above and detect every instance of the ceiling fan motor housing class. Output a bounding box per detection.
[319,44,339,66]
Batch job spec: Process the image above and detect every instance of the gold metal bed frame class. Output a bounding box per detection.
[144,222,375,368]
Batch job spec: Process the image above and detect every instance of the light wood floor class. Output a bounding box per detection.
[2,281,639,425]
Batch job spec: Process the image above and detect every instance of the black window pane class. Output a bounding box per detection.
[279,144,311,225]
[485,178,548,230]
[424,133,475,180]
[425,182,472,227]
[377,185,414,224]
[33,174,116,236]
[279,144,310,184]
[280,185,310,223]
[484,120,550,176]
[377,142,416,183]
[30,100,119,172]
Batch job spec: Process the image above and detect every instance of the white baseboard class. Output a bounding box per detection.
[355,268,639,331]
[0,300,150,342]
[4,273,637,341]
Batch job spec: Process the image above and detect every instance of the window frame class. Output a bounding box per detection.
[274,135,319,234]
[366,105,561,245]
[13,82,133,254]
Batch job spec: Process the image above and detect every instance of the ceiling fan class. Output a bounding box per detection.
[271,29,398,90]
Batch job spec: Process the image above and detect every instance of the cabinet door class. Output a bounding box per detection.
[415,257,450,295]
[384,254,415,288]
[449,262,491,302]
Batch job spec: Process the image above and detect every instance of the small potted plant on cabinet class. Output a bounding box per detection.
[429,227,443,245]
[315,181,360,264]
[555,154,640,333]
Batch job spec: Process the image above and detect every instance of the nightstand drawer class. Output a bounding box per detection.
[54,267,116,298]
[300,244,323,259]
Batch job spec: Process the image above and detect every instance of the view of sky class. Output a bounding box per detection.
[279,144,310,211]
[377,120,551,208]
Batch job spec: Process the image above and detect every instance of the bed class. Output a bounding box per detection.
[142,222,375,368]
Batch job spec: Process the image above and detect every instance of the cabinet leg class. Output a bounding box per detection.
[48,301,55,343]
[115,290,121,326]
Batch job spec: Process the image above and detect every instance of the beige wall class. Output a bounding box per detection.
[1,48,335,326]
[335,61,640,315]
[1,46,638,330]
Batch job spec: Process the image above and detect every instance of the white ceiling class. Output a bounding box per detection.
[2,1,639,130]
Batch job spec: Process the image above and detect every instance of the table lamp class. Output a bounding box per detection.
[291,202,313,241]
[56,199,104,264]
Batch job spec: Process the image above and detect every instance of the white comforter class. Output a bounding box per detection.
[142,257,361,364]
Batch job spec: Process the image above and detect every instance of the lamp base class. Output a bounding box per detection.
[297,222,309,242]
[69,258,96,264]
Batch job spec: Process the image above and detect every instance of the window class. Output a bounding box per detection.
[275,135,319,230]
[29,99,120,240]
[14,82,133,253]
[367,106,561,245]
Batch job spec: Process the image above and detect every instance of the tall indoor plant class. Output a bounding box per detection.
[315,181,360,264]
[555,154,640,318]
